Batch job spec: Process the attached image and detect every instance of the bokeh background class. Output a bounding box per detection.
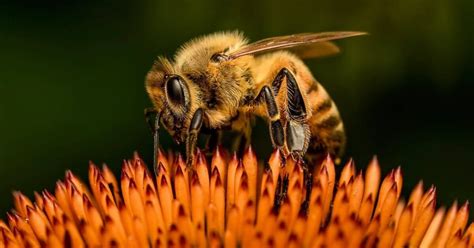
[1,0,473,215]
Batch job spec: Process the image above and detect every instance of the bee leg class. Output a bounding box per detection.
[144,107,161,175]
[255,86,285,151]
[283,68,310,159]
[144,107,157,133]
[186,108,204,168]
[271,68,288,95]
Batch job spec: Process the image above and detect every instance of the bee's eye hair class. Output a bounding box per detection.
[165,76,186,106]
[210,53,228,63]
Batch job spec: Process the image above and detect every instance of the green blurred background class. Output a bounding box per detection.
[0,0,473,214]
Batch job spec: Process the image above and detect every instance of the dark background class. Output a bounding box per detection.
[1,0,473,214]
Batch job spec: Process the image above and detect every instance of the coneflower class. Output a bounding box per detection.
[0,147,472,247]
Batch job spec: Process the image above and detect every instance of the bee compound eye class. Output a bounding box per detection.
[165,76,186,106]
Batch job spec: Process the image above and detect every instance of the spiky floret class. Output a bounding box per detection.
[1,148,472,247]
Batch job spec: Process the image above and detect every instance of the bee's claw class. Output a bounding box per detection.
[276,146,287,164]
[290,151,304,161]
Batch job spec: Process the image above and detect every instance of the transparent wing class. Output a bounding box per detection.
[287,41,340,59]
[228,31,367,60]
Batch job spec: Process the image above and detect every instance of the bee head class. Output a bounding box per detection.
[145,57,200,143]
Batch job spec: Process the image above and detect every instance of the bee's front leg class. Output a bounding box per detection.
[186,108,204,168]
[144,107,157,133]
[144,107,161,175]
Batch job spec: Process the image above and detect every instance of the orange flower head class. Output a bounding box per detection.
[0,147,472,247]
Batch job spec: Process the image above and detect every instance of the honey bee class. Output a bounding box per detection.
[145,31,366,168]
